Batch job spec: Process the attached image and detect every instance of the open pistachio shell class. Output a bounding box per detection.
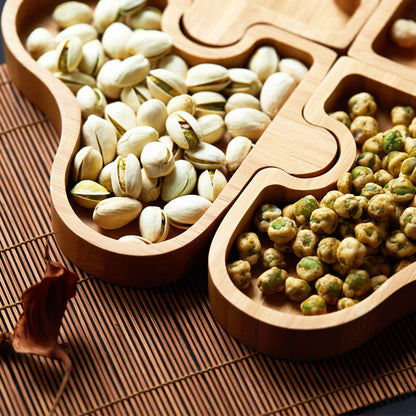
[128,29,172,61]
[184,142,225,170]
[197,169,227,202]
[186,63,230,93]
[192,91,226,118]
[72,146,103,182]
[157,54,188,79]
[53,1,93,28]
[146,68,187,104]
[121,84,152,112]
[55,71,96,94]
[78,39,105,76]
[111,154,142,199]
[26,28,56,60]
[140,141,175,178]
[101,22,133,60]
[166,94,195,115]
[224,68,262,96]
[224,108,271,141]
[165,110,202,150]
[139,206,170,243]
[136,98,168,135]
[159,135,182,161]
[55,23,98,44]
[104,101,137,136]
[161,160,197,202]
[93,0,121,34]
[56,37,83,72]
[70,179,110,209]
[77,85,107,119]
[117,125,159,158]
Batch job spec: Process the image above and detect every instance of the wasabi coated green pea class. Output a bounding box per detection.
[337,297,359,310]
[384,230,416,258]
[367,193,396,222]
[385,177,415,204]
[356,152,382,171]
[309,206,339,234]
[315,274,344,305]
[334,194,362,219]
[354,222,383,249]
[257,267,288,295]
[348,92,377,119]
[332,261,351,278]
[320,190,343,210]
[383,151,408,177]
[296,256,325,282]
[391,106,415,126]
[300,294,327,315]
[273,241,293,253]
[236,232,262,265]
[254,203,282,233]
[343,269,370,298]
[361,255,392,276]
[317,237,340,264]
[399,206,416,239]
[356,195,369,213]
[282,203,296,221]
[362,133,384,157]
[337,237,367,269]
[409,117,416,137]
[382,130,404,153]
[337,217,358,238]
[227,259,251,290]
[350,116,379,145]
[404,137,416,154]
[285,276,312,302]
[268,216,298,244]
[337,172,352,194]
[351,166,375,193]
[329,111,351,128]
[374,169,394,187]
[360,182,384,200]
[291,228,319,258]
[400,157,416,183]
[370,274,388,291]
[294,195,319,224]
[261,247,286,268]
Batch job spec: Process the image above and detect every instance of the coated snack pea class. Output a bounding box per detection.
[337,172,352,194]
[300,295,327,315]
[399,206,416,239]
[236,232,262,265]
[348,92,377,119]
[343,269,370,298]
[351,166,375,193]
[350,116,379,145]
[285,276,312,302]
[268,217,298,244]
[257,267,288,295]
[337,297,359,310]
[315,274,343,305]
[374,169,394,187]
[320,190,343,210]
[294,195,319,224]
[261,247,286,268]
[333,194,362,219]
[362,133,384,157]
[384,151,408,177]
[226,260,251,290]
[384,230,416,258]
[356,152,382,171]
[400,157,416,183]
[329,111,351,128]
[360,182,384,200]
[382,129,404,153]
[354,222,383,249]
[296,256,325,282]
[309,207,339,234]
[337,217,357,238]
[391,106,415,126]
[317,237,340,264]
[384,177,415,204]
[254,203,282,233]
[337,237,367,269]
[370,274,388,291]
[291,229,319,258]
[367,193,396,222]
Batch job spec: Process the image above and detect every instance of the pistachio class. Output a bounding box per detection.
[225,108,271,141]
[73,146,103,182]
[93,0,121,34]
[53,2,93,28]
[37,50,59,72]
[198,114,225,144]
[104,101,137,136]
[247,45,279,83]
[197,169,227,202]
[128,29,172,61]
[164,194,212,229]
[81,114,117,164]
[279,58,308,83]
[225,135,254,171]
[130,6,162,30]
[114,54,150,88]
[260,72,296,118]
[55,71,97,94]
[139,206,169,243]
[165,111,202,149]
[55,23,98,44]
[184,142,226,170]
[119,0,147,16]
[166,94,195,115]
[157,54,188,79]
[93,197,142,229]
[192,91,226,118]
[117,125,159,158]
[140,141,175,178]
[26,28,56,60]
[225,93,261,113]
[186,63,230,93]
[146,68,187,104]
[139,168,162,202]
[56,37,83,72]
[78,39,105,76]
[136,98,168,135]
[119,235,152,245]
[121,84,152,112]
[77,85,107,119]
[96,59,122,99]
[159,135,182,161]
[111,154,142,199]
[224,68,262,96]
[98,160,116,192]
[101,22,133,60]
[70,179,110,208]
[161,160,197,202]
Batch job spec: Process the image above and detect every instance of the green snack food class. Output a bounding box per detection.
[309,206,339,234]
[370,274,388,291]
[300,294,327,315]
[333,193,362,219]
[356,152,382,171]
[351,166,375,193]
[343,269,370,298]
[317,237,341,264]
[350,116,379,145]
[337,237,367,269]
[291,228,319,258]
[268,216,298,244]
[337,297,359,310]
[399,206,416,239]
[236,231,262,265]
[315,274,344,305]
[285,276,312,302]
[257,267,288,295]
[296,256,325,282]
[261,247,286,268]
[294,195,319,224]
[254,203,282,233]
[227,260,251,290]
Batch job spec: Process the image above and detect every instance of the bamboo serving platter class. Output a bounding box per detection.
[349,0,416,82]
[208,56,416,360]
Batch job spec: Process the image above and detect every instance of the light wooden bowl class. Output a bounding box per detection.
[208,57,416,360]
[1,0,337,287]
[349,0,416,81]
[181,0,380,52]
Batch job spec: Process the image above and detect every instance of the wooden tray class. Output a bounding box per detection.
[349,0,416,81]
[1,0,337,287]
[180,0,380,51]
[208,57,416,360]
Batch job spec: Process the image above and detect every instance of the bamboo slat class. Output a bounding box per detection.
[1,63,416,416]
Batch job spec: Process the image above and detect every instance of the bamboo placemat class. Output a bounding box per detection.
[1,64,416,416]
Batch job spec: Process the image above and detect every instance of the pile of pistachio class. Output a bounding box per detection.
[26,0,308,244]
[228,92,416,315]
